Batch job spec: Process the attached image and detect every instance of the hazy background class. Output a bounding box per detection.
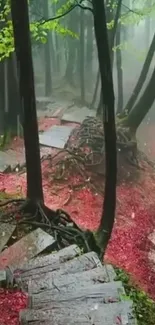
[30,1,155,157]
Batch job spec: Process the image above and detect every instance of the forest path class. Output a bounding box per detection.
[0,97,94,173]
[15,243,136,325]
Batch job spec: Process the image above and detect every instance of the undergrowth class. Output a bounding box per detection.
[115,268,155,325]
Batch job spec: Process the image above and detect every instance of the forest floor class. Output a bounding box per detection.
[1,115,155,324]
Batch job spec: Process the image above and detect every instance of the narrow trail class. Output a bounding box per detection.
[1,117,155,310]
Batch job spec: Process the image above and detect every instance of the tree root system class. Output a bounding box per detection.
[0,198,99,254]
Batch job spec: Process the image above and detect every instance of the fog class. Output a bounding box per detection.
[30,1,155,157]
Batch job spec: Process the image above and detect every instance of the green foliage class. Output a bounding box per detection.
[115,268,155,325]
[0,0,77,61]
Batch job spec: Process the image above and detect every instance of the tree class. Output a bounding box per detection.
[97,0,123,116]
[79,8,85,103]
[123,32,155,114]
[122,66,155,134]
[92,0,117,255]
[43,0,52,96]
[10,0,44,205]
[0,0,76,141]
[116,23,123,114]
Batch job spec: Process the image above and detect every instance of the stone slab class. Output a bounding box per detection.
[21,244,81,270]
[0,228,55,270]
[0,151,11,172]
[0,222,16,252]
[39,125,75,149]
[61,106,96,123]
[28,265,116,294]
[15,251,101,284]
[30,281,125,308]
[20,301,135,325]
[0,150,25,172]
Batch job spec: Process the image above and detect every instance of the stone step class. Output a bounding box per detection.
[28,264,116,295]
[20,300,136,325]
[0,228,55,270]
[29,281,125,309]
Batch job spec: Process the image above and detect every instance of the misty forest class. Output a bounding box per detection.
[0,0,155,324]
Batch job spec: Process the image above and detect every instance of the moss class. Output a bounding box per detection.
[115,268,155,325]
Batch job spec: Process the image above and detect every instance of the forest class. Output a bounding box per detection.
[0,0,155,324]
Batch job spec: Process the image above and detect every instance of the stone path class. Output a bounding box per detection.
[0,234,134,325]
[39,125,75,149]
[17,244,136,325]
[61,105,96,123]
[0,98,96,172]
[0,223,137,324]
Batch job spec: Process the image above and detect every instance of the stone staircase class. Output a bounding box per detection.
[14,244,137,325]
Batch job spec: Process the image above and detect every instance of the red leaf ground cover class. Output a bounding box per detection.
[0,289,27,325]
[1,118,155,324]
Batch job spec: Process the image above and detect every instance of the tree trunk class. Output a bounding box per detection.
[79,8,85,104]
[43,0,52,97]
[92,0,117,254]
[124,32,155,113]
[97,0,122,115]
[122,66,155,133]
[65,11,77,85]
[0,55,22,139]
[11,0,44,203]
[116,24,123,114]
[91,69,100,109]
[86,14,93,76]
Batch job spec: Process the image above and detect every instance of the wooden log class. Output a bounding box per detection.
[30,281,125,308]
[20,301,135,325]
[28,265,115,294]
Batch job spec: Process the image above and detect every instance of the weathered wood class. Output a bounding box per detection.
[20,301,135,325]
[17,251,101,282]
[0,223,16,252]
[0,228,55,270]
[28,265,116,294]
[30,281,125,308]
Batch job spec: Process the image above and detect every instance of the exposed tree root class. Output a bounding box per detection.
[0,198,97,253]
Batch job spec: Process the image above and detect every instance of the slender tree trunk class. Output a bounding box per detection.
[86,14,93,75]
[145,5,151,49]
[124,32,155,113]
[91,69,100,109]
[116,24,123,114]
[123,67,155,133]
[43,0,52,96]
[79,8,85,103]
[65,11,77,85]
[92,0,117,254]
[0,55,22,139]
[11,0,44,202]
[97,0,122,116]
[50,32,56,73]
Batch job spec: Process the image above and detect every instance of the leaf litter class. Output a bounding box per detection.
[1,117,155,324]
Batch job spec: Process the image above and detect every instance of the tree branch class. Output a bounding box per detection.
[34,0,93,26]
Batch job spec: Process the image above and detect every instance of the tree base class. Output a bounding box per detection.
[0,198,96,253]
[64,116,151,183]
